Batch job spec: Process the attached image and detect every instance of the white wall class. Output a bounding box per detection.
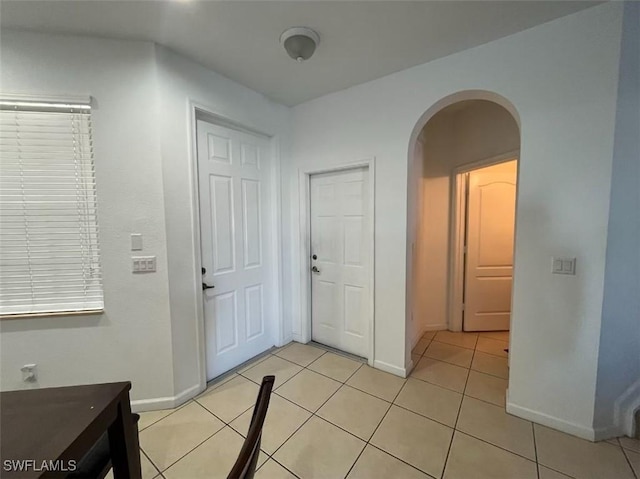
[412,101,520,339]
[0,31,175,402]
[154,46,291,398]
[0,31,291,408]
[287,3,623,437]
[594,1,640,438]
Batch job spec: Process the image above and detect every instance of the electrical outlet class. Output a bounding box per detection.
[132,256,156,273]
[21,364,37,382]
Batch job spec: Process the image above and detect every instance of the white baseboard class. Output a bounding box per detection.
[291,332,304,343]
[131,383,203,413]
[412,327,427,348]
[615,378,640,437]
[425,323,448,331]
[374,359,408,378]
[594,424,624,442]
[506,401,597,441]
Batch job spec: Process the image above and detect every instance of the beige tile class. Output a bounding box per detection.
[347,445,432,479]
[444,431,537,479]
[275,416,365,479]
[140,401,224,471]
[196,375,260,422]
[163,426,264,479]
[471,351,509,379]
[605,437,619,446]
[308,352,362,382]
[535,424,635,479]
[255,459,298,479]
[370,405,453,478]
[241,355,302,388]
[425,341,474,368]
[317,385,390,440]
[465,370,507,406]
[624,449,640,477]
[230,394,311,455]
[138,407,178,432]
[434,330,478,350]
[346,365,406,401]
[478,331,510,342]
[412,337,431,356]
[394,378,462,427]
[276,369,341,411]
[620,436,640,453]
[456,396,535,460]
[422,330,437,340]
[105,451,159,479]
[411,357,469,393]
[475,336,509,358]
[237,353,271,374]
[275,342,326,366]
[140,451,160,479]
[411,353,421,366]
[538,466,573,479]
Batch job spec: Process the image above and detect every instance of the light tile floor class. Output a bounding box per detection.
[126,332,639,479]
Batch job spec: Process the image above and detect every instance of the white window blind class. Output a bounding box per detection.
[0,99,104,317]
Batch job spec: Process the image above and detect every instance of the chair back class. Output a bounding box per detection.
[227,375,275,479]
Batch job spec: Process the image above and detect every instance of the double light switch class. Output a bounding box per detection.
[552,257,576,275]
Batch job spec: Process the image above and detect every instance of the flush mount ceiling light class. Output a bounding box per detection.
[280,27,320,62]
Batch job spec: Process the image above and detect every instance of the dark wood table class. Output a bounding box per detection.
[1,382,142,478]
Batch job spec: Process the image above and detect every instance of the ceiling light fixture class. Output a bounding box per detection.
[280,27,320,62]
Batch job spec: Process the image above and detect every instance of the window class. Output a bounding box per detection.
[0,97,104,317]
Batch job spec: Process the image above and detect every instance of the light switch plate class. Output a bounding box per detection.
[552,257,576,275]
[132,256,156,273]
[131,234,143,251]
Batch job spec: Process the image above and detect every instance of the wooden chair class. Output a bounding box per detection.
[227,375,275,479]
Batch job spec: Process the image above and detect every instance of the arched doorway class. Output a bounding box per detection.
[406,91,521,407]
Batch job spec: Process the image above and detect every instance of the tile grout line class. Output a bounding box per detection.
[342,382,402,478]
[532,422,541,479]
[265,360,366,466]
[342,372,437,479]
[622,447,639,479]
[269,456,302,479]
[439,340,476,478]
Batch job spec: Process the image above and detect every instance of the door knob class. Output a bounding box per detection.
[202,282,215,290]
[312,266,320,273]
[312,254,317,260]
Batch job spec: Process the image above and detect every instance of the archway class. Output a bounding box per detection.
[406,91,522,405]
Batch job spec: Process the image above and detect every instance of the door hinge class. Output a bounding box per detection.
[463,245,467,254]
[461,303,465,311]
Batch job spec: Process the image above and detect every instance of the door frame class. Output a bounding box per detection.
[297,158,375,366]
[448,150,519,331]
[188,100,284,388]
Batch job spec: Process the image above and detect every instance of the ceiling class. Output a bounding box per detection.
[0,1,600,106]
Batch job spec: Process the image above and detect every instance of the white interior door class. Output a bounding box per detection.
[197,120,274,380]
[464,160,517,331]
[310,167,370,358]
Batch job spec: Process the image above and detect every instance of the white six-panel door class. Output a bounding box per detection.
[464,160,517,331]
[196,120,274,380]
[310,167,370,358]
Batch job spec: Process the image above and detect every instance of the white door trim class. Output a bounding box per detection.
[188,99,284,391]
[297,158,375,366]
[448,150,520,331]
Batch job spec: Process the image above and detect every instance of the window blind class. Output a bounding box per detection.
[0,99,104,317]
